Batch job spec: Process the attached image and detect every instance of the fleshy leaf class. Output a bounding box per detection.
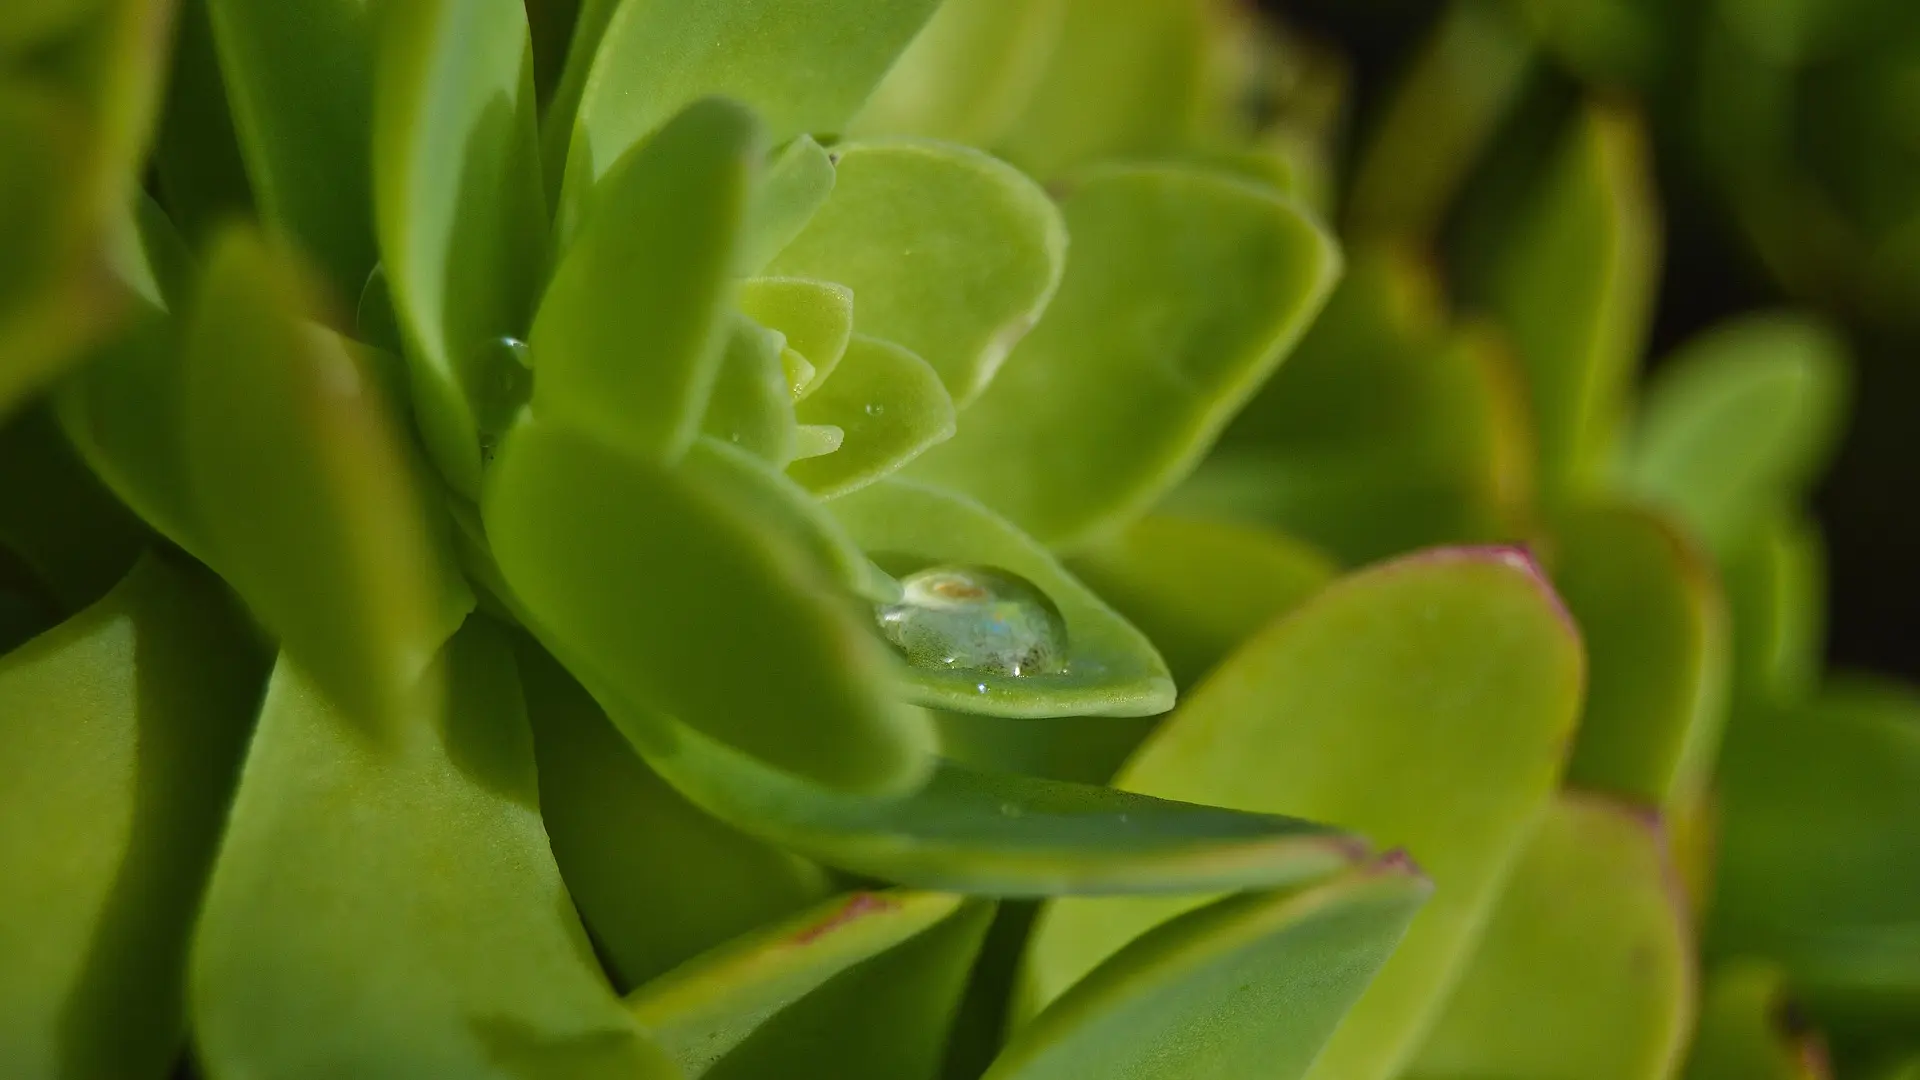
[191,625,680,1079]
[483,413,935,795]
[851,0,1068,146]
[1685,962,1833,1080]
[906,163,1341,549]
[600,696,1371,898]
[533,96,758,464]
[519,638,831,990]
[737,277,855,396]
[702,315,798,465]
[763,139,1066,404]
[627,890,993,1080]
[1723,511,1826,707]
[0,556,264,1078]
[1406,793,1694,1080]
[205,0,378,297]
[828,478,1175,718]
[1019,548,1584,1080]
[788,336,955,497]
[990,864,1430,1080]
[181,229,473,729]
[1550,502,1730,808]
[737,135,835,277]
[1623,312,1849,558]
[373,0,547,496]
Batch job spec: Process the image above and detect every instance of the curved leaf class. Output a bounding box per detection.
[1019,548,1584,1080]
[851,0,1067,146]
[906,163,1341,549]
[737,277,854,396]
[191,625,680,1079]
[627,890,993,1080]
[0,556,264,1079]
[764,139,1066,403]
[373,0,546,497]
[483,413,935,795]
[991,863,1430,1080]
[788,336,955,497]
[1723,511,1826,708]
[828,478,1174,718]
[702,314,798,465]
[1686,962,1833,1080]
[737,135,835,277]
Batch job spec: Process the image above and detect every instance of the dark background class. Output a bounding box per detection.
[1266,1,1919,682]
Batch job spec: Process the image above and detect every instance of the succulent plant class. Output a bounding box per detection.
[1,1,1915,1079]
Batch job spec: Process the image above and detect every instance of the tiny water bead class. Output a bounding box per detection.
[875,565,1069,677]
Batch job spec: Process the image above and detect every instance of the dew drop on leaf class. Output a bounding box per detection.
[874,565,1068,677]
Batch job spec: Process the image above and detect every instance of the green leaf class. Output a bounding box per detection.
[1406,793,1694,1080]
[788,336,955,497]
[702,315,798,465]
[561,0,940,220]
[1019,548,1584,1080]
[1623,312,1850,558]
[1467,101,1659,495]
[601,697,1372,898]
[0,556,264,1079]
[0,404,150,613]
[483,413,935,795]
[736,277,854,396]
[150,0,254,245]
[191,624,680,1079]
[828,478,1174,718]
[1551,502,1731,808]
[0,0,97,51]
[519,638,832,990]
[205,0,378,298]
[181,228,473,730]
[532,96,757,464]
[1067,515,1336,691]
[1723,511,1826,708]
[627,890,994,1080]
[850,0,1068,146]
[764,139,1066,404]
[373,0,547,497]
[537,0,620,189]
[991,863,1430,1080]
[737,135,835,277]
[1685,962,1833,1080]
[907,163,1340,549]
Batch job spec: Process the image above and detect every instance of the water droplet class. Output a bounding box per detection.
[863,402,885,417]
[975,682,989,695]
[875,565,1068,677]
[999,802,1024,818]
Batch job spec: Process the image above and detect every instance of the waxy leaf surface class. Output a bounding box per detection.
[788,336,955,497]
[736,277,854,395]
[852,0,1068,146]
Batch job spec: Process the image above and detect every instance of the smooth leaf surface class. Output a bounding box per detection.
[628,890,993,1080]
[737,135,835,277]
[181,230,472,729]
[1623,312,1849,558]
[1551,502,1730,808]
[1406,793,1694,1080]
[484,414,935,795]
[1723,511,1826,707]
[702,315,798,465]
[907,163,1341,549]
[989,864,1430,1080]
[0,556,263,1079]
[788,336,955,497]
[851,0,1067,145]
[373,0,546,497]
[764,139,1066,404]
[1021,548,1585,1080]
[519,639,831,990]
[533,96,756,464]
[736,277,854,396]
[1685,962,1833,1080]
[191,625,679,1079]
[828,478,1175,718]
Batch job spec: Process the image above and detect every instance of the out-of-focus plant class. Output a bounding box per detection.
[0,2,1913,1080]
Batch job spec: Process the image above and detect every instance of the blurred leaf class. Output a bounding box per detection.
[192,624,680,1079]
[851,0,1068,146]
[1550,502,1730,808]
[0,556,263,1079]
[764,139,1065,405]
[828,478,1175,718]
[181,229,473,731]
[788,336,955,497]
[1510,0,1671,90]
[538,0,618,187]
[703,315,798,465]
[0,0,99,51]
[1623,312,1850,559]
[1021,548,1584,1080]
[533,97,756,464]
[737,277,854,395]
[116,191,196,315]
[561,0,940,223]
[519,639,831,990]
[1722,512,1826,708]
[628,890,993,1080]
[603,695,1372,898]
[1406,793,1695,1080]
[1685,961,1833,1080]
[737,135,834,277]
[990,863,1429,1080]
[908,163,1340,550]
[934,711,1161,788]
[373,0,547,497]
[1067,515,1336,691]
[205,0,378,298]
[0,404,150,612]
[484,413,935,795]
[150,0,253,244]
